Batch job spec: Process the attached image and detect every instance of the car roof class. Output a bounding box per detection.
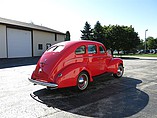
[55,40,103,48]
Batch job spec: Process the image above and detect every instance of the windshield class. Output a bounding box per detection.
[47,45,64,52]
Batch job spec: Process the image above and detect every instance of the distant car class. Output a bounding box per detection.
[150,49,157,54]
[137,50,144,54]
[29,41,124,91]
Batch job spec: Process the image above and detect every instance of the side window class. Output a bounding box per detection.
[75,46,86,54]
[88,45,97,54]
[99,46,105,54]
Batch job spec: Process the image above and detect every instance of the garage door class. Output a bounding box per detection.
[7,28,32,58]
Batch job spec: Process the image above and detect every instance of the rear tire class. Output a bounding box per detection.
[113,65,124,78]
[77,72,89,91]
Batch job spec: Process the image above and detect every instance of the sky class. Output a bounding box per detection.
[0,0,157,40]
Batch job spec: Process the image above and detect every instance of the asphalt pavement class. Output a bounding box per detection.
[0,57,157,118]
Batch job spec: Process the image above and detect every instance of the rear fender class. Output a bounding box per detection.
[54,63,92,88]
[107,58,123,74]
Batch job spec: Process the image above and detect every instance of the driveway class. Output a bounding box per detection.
[0,57,157,118]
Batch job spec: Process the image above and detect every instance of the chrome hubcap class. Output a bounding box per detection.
[79,77,84,83]
[78,74,88,90]
[117,66,123,77]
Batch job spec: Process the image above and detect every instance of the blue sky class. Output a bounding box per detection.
[0,0,156,40]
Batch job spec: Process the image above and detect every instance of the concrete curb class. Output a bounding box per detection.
[115,56,157,60]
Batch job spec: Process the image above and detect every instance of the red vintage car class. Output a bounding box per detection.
[29,40,124,91]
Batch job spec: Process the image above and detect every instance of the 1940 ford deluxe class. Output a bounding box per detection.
[29,40,124,91]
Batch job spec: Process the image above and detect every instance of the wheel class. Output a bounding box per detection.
[77,72,89,91]
[113,65,124,78]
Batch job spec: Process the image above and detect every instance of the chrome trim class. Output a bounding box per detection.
[28,78,58,88]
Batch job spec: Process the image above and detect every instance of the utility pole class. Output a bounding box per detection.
[145,29,148,53]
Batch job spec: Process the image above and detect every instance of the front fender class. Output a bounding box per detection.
[107,58,123,73]
[54,63,92,88]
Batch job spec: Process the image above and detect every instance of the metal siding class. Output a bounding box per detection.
[0,25,7,58]
[33,30,56,56]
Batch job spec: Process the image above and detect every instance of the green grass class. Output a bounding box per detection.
[114,54,157,57]
[134,54,157,57]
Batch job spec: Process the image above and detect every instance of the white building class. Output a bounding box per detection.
[0,17,65,58]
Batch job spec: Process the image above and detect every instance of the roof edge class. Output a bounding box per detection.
[0,17,65,35]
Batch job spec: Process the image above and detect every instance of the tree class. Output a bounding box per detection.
[137,39,145,50]
[104,25,125,53]
[81,22,93,40]
[93,21,105,44]
[103,25,140,54]
[65,31,70,41]
[80,22,141,53]
[147,37,157,49]
[121,25,140,53]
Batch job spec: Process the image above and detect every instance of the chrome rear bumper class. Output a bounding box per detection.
[28,78,58,88]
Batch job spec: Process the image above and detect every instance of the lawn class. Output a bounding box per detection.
[133,54,157,57]
[114,54,157,57]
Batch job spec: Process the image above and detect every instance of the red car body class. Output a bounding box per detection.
[29,40,124,90]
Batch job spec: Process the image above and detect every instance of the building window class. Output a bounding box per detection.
[55,34,57,41]
[38,44,43,50]
[88,45,97,54]
[46,43,51,49]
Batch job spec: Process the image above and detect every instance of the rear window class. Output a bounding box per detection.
[47,45,64,52]
[75,46,86,54]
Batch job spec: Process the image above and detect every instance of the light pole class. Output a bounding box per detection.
[145,29,148,53]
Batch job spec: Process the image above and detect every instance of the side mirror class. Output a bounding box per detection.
[107,49,111,54]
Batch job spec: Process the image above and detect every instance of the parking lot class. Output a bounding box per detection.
[0,57,157,118]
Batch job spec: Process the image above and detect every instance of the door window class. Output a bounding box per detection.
[88,45,97,54]
[99,46,105,54]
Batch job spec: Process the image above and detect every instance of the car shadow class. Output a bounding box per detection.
[0,57,40,69]
[30,76,149,117]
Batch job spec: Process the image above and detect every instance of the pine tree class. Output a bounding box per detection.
[81,22,93,40]
[93,21,105,44]
[65,31,70,41]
